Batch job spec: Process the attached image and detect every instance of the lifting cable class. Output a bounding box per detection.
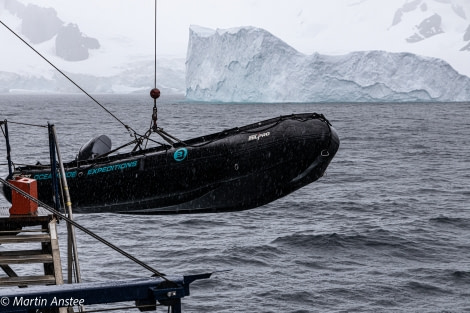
[154,0,158,90]
[0,20,137,137]
[1,120,48,129]
[0,177,169,281]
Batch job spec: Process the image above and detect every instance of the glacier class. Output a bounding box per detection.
[185,25,470,103]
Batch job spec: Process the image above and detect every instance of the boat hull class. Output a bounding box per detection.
[2,113,339,214]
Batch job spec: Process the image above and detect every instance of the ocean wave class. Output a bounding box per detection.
[404,281,448,295]
[271,229,422,254]
[451,270,470,282]
[429,216,470,229]
[272,232,346,249]
[163,217,229,228]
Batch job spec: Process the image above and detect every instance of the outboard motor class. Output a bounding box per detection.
[77,135,112,161]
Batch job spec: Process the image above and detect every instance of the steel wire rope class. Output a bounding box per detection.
[1,120,48,128]
[0,20,137,137]
[154,0,158,90]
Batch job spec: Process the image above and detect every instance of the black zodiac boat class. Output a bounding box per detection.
[0,7,339,214]
[2,112,339,214]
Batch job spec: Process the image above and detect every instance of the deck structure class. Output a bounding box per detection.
[0,213,63,287]
[0,121,210,312]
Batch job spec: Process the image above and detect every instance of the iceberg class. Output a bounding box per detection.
[185,25,470,102]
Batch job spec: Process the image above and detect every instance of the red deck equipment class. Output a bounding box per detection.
[9,177,38,215]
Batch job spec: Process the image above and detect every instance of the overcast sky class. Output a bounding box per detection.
[2,0,470,76]
[16,0,401,57]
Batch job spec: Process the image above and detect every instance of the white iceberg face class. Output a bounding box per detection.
[185,25,470,103]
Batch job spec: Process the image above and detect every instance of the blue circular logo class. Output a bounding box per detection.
[173,148,188,162]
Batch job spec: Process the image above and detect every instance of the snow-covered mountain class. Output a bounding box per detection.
[2,0,99,61]
[186,26,470,102]
[287,0,470,78]
[392,0,469,49]
[0,0,186,94]
[0,59,185,95]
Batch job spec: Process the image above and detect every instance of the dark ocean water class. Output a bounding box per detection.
[1,94,469,312]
